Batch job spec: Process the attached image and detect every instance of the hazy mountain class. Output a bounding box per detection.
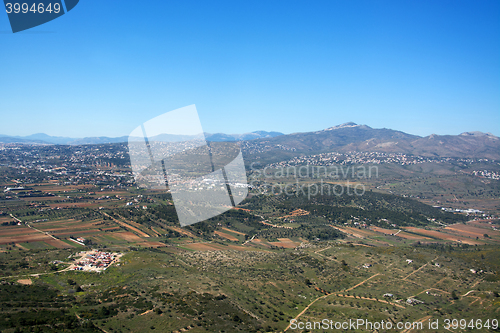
[20,133,75,145]
[1,125,498,160]
[241,122,500,162]
[0,130,284,145]
[0,134,128,145]
[0,136,47,144]
[68,136,129,145]
[205,131,284,142]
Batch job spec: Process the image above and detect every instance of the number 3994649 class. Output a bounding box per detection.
[5,3,61,14]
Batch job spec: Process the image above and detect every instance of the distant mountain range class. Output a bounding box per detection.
[1,123,499,160]
[241,122,500,161]
[0,131,285,145]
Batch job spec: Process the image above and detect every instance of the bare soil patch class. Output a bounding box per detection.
[269,238,300,248]
[214,231,239,241]
[20,197,60,202]
[45,238,74,248]
[371,226,398,235]
[48,202,97,208]
[221,227,246,235]
[445,223,498,239]
[225,244,259,251]
[371,226,430,240]
[166,226,196,238]
[114,231,144,242]
[138,241,166,248]
[101,227,121,232]
[230,207,251,212]
[52,229,102,237]
[39,222,97,232]
[17,279,32,285]
[0,234,52,245]
[332,226,371,239]
[279,209,310,219]
[403,227,483,245]
[185,243,222,251]
[0,228,40,237]
[250,238,272,248]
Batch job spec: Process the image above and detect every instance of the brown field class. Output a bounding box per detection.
[33,219,95,230]
[370,226,431,240]
[103,213,151,238]
[121,219,151,234]
[269,238,300,248]
[332,226,376,239]
[137,241,166,248]
[17,279,32,285]
[330,226,392,245]
[226,244,258,251]
[95,191,129,196]
[250,238,272,248]
[15,243,28,250]
[117,222,151,237]
[0,233,53,245]
[166,226,196,238]
[33,184,93,192]
[35,218,79,225]
[51,229,102,237]
[0,217,15,223]
[403,227,483,245]
[48,202,99,208]
[0,225,41,237]
[230,207,251,212]
[149,227,161,237]
[101,227,121,232]
[20,197,60,202]
[279,209,310,219]
[469,220,496,228]
[0,228,41,237]
[445,224,492,238]
[45,239,74,248]
[38,222,98,232]
[370,226,398,235]
[185,242,254,251]
[184,243,223,251]
[214,231,239,241]
[395,231,432,240]
[221,227,246,235]
[114,232,144,242]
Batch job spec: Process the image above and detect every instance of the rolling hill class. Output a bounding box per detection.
[241,123,500,163]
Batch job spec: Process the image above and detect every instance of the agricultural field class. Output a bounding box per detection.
[0,144,499,332]
[0,241,498,333]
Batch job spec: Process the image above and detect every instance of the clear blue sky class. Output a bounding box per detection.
[1,0,499,138]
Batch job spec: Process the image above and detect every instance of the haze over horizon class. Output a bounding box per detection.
[1,121,498,142]
[1,0,499,138]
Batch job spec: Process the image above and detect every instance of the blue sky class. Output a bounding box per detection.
[0,0,499,138]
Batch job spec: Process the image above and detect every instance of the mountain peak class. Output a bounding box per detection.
[322,122,370,132]
[460,131,498,139]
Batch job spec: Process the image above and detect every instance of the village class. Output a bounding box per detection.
[70,250,123,272]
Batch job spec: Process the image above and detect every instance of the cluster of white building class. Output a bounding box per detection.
[72,250,121,272]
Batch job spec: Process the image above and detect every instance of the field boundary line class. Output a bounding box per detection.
[403,256,438,281]
[345,273,381,292]
[282,293,330,332]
